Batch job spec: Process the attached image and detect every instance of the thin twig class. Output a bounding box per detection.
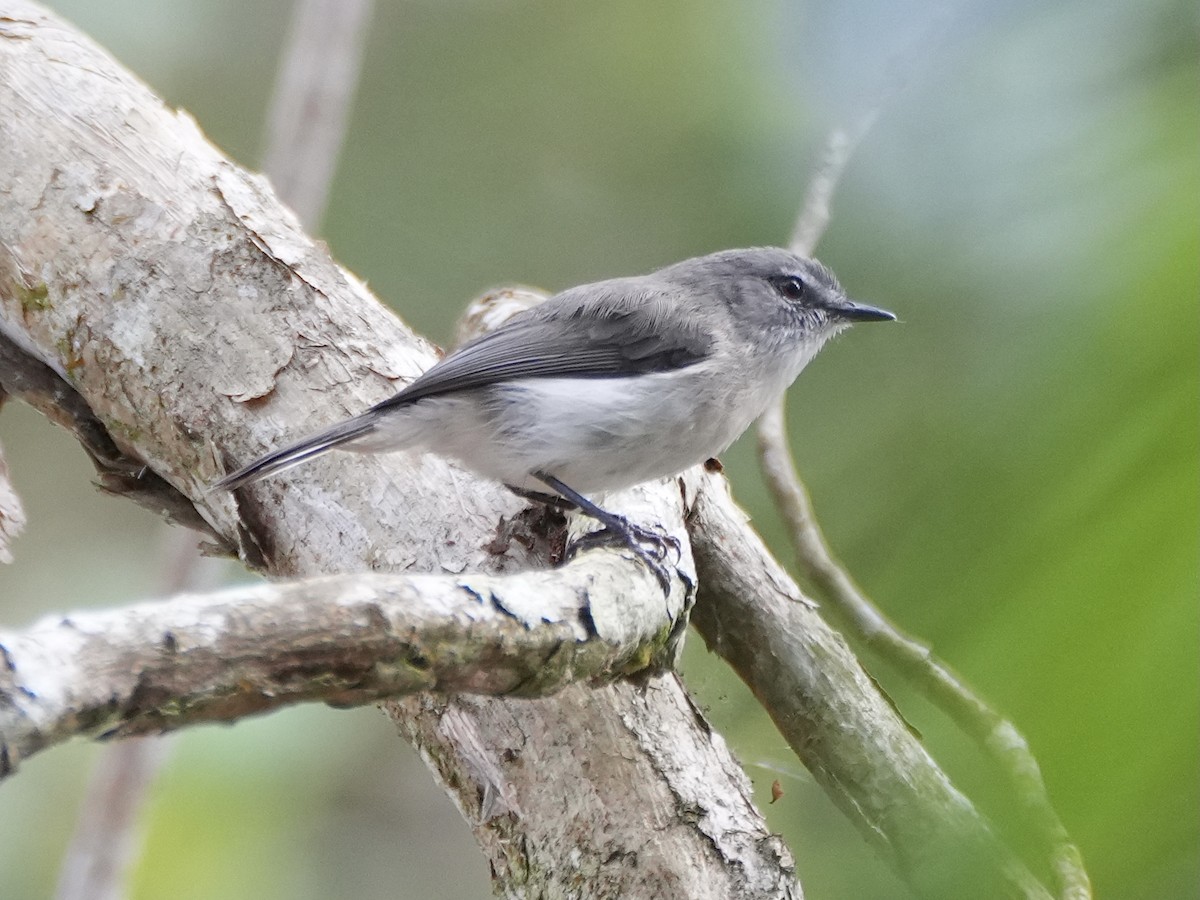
[54,530,217,900]
[3,8,776,893]
[261,0,375,230]
[766,17,1092,898]
[52,736,170,900]
[789,109,878,257]
[757,410,1090,899]
[2,544,691,772]
[687,475,1052,898]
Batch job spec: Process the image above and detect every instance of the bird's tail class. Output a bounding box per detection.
[213,413,378,491]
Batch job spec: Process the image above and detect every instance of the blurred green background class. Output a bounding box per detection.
[1,1,1196,897]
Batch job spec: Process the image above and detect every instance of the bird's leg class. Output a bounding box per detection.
[533,472,679,593]
[505,484,578,512]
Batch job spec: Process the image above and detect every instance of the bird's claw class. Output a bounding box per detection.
[564,517,680,593]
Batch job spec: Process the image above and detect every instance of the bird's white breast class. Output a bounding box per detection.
[363,335,829,496]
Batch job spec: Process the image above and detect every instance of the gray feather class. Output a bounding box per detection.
[213,414,376,490]
[372,281,713,413]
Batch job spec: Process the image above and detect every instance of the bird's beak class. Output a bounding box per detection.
[829,297,896,322]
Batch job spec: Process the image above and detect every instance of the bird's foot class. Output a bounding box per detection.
[565,517,681,594]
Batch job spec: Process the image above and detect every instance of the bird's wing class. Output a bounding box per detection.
[374,282,713,410]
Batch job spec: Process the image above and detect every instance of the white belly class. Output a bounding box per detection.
[503,375,739,491]
[356,345,816,496]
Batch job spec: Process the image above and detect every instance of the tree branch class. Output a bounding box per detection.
[0,3,1084,897]
[0,550,688,773]
[0,329,225,545]
[0,5,796,896]
[262,0,374,230]
[688,476,1053,899]
[788,112,879,258]
[52,735,169,900]
[766,34,1091,900]
[756,418,1090,898]
[54,525,220,900]
[54,5,379,894]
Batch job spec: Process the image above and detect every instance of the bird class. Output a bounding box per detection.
[215,247,895,589]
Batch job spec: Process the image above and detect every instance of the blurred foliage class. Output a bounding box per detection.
[1,1,1195,898]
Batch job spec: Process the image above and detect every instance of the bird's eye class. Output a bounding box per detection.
[774,275,807,302]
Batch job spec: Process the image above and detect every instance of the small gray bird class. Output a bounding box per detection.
[216,247,895,587]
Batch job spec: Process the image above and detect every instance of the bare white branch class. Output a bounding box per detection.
[0,542,690,772]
